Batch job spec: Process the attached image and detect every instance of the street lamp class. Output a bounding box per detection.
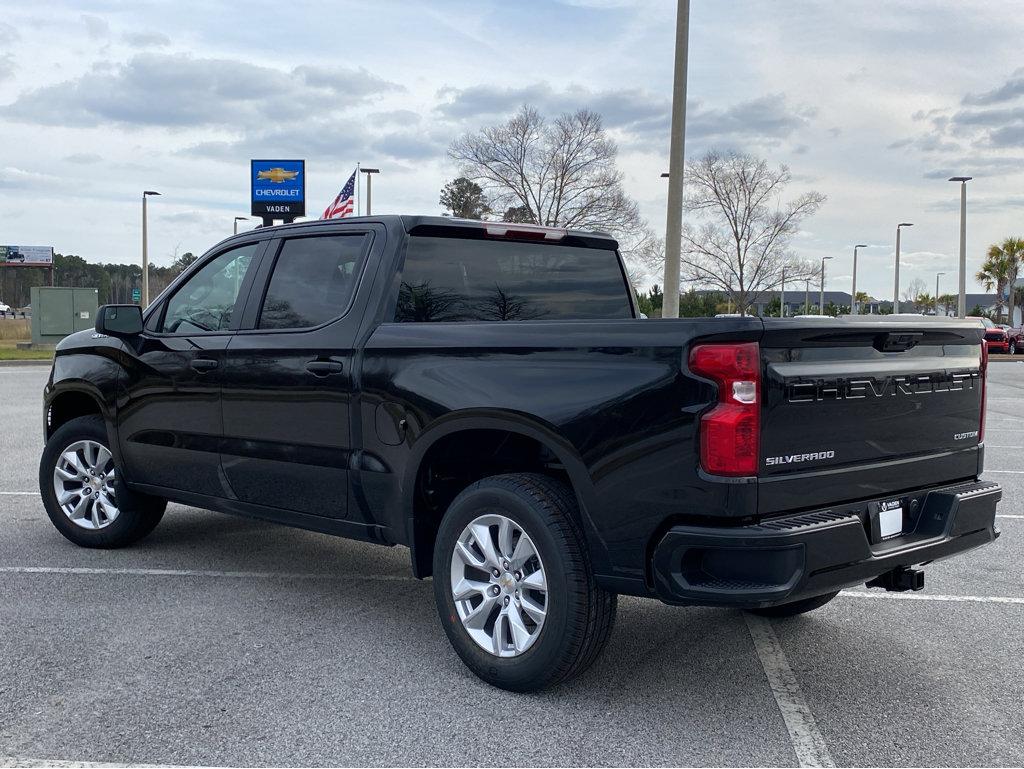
[949,176,972,318]
[233,216,248,235]
[360,167,380,215]
[661,0,690,318]
[851,244,868,314]
[893,222,913,313]
[935,272,946,316]
[141,190,161,308]
[819,256,833,313]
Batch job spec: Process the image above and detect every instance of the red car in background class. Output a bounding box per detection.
[976,317,1010,353]
[1003,322,1024,354]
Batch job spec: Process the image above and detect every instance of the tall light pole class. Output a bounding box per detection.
[233,216,248,235]
[804,280,810,315]
[360,168,380,215]
[935,271,946,315]
[819,256,833,313]
[780,266,786,317]
[851,244,868,315]
[141,190,161,308]
[893,222,913,313]
[949,177,972,317]
[661,0,690,318]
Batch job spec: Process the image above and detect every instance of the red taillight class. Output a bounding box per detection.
[980,340,988,443]
[689,342,761,476]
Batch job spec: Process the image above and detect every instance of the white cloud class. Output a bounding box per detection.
[0,0,1021,301]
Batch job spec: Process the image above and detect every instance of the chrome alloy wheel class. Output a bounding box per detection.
[51,439,120,530]
[449,513,548,657]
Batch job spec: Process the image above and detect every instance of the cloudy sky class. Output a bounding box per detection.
[2,0,1023,299]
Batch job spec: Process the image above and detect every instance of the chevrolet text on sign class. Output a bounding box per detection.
[250,159,305,218]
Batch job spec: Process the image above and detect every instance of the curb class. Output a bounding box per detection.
[0,359,53,368]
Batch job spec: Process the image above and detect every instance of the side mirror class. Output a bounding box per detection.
[95,304,144,337]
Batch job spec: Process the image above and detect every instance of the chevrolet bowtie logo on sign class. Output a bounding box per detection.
[256,167,300,183]
[251,159,306,219]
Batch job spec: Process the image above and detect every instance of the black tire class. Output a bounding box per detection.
[39,415,166,548]
[747,590,840,618]
[433,473,617,692]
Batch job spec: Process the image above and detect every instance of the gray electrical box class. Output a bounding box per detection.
[30,286,99,346]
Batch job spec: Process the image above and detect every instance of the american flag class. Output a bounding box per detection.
[321,169,357,219]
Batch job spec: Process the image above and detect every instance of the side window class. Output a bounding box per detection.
[160,244,258,333]
[257,234,368,330]
[393,236,632,322]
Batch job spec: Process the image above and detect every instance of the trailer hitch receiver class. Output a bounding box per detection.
[866,566,925,592]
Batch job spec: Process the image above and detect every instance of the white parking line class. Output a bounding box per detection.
[744,613,836,768]
[0,759,188,768]
[984,470,1024,474]
[0,491,37,495]
[842,590,1024,605]
[0,565,413,582]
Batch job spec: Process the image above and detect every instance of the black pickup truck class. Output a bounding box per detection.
[39,215,1000,691]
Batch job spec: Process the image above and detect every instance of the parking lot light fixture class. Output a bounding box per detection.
[142,191,161,308]
[949,177,972,317]
[936,272,946,315]
[819,256,833,312]
[894,223,913,313]
[360,168,380,215]
[852,244,868,314]
[233,216,248,235]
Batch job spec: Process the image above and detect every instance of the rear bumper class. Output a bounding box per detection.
[986,339,1008,352]
[650,480,1001,608]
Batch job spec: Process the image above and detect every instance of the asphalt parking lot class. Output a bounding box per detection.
[1,363,1022,768]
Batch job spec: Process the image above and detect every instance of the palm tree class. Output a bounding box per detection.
[854,291,870,314]
[977,251,1012,322]
[937,293,957,316]
[983,238,1024,324]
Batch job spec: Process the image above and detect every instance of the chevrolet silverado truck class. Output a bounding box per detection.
[39,215,1001,691]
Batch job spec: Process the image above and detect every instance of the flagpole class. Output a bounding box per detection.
[356,161,361,216]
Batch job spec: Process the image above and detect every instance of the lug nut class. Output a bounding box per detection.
[503,596,510,606]
[515,571,522,581]
[490,586,500,596]
[502,561,509,570]
[492,568,500,577]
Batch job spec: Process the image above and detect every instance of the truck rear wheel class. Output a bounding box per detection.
[747,590,840,618]
[39,415,166,549]
[432,473,617,692]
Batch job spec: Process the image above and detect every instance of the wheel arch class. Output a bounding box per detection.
[46,385,109,440]
[402,410,604,579]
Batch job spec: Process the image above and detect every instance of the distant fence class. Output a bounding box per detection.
[0,310,30,319]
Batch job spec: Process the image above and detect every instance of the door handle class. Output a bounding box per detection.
[190,358,218,372]
[306,359,344,376]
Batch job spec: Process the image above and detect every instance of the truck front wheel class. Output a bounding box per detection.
[432,473,617,692]
[39,415,166,549]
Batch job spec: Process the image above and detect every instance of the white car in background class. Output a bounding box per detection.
[0,300,12,314]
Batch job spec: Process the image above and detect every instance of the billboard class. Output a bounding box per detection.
[251,159,305,218]
[0,245,54,265]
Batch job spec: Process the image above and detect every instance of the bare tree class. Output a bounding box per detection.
[449,105,642,239]
[679,150,825,315]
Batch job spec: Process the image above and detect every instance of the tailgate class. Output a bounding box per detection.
[757,318,985,514]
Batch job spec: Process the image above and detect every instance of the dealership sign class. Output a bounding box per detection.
[0,245,53,265]
[251,159,305,219]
